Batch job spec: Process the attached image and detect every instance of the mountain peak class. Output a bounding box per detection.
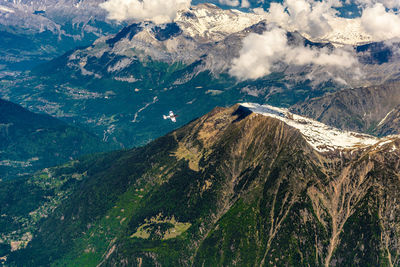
[241,103,398,153]
[175,3,266,42]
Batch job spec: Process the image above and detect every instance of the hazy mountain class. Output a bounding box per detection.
[0,0,121,75]
[0,98,112,180]
[3,103,400,266]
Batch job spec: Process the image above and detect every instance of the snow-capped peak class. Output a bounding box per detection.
[175,4,373,46]
[317,17,373,46]
[241,103,396,152]
[175,3,266,42]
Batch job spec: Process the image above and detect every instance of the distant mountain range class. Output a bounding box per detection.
[0,0,373,76]
[2,4,399,149]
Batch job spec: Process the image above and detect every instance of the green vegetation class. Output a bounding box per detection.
[0,160,89,258]
[131,214,191,240]
[0,98,113,180]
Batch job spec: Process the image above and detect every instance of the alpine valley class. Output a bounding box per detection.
[1,1,400,266]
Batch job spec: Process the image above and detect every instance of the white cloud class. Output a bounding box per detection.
[229,28,288,79]
[219,0,240,7]
[219,0,250,8]
[100,0,191,24]
[241,0,251,8]
[261,0,400,42]
[0,5,14,13]
[355,0,400,9]
[263,0,342,39]
[360,3,400,40]
[229,27,358,80]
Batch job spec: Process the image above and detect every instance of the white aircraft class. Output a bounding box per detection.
[163,111,178,122]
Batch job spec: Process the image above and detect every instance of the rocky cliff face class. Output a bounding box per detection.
[290,81,400,136]
[7,103,400,266]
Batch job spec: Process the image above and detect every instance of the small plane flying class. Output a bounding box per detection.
[163,111,178,122]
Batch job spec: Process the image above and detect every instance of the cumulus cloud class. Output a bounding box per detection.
[229,28,288,79]
[229,27,358,80]
[355,0,400,9]
[100,0,191,24]
[219,0,251,7]
[260,0,400,41]
[262,0,342,39]
[360,3,400,40]
[219,0,240,7]
[241,0,250,8]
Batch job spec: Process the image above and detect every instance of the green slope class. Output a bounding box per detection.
[0,98,113,180]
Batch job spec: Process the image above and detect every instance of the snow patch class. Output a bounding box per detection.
[319,18,373,46]
[391,144,397,152]
[377,108,395,127]
[0,5,14,13]
[241,103,380,152]
[107,58,134,72]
